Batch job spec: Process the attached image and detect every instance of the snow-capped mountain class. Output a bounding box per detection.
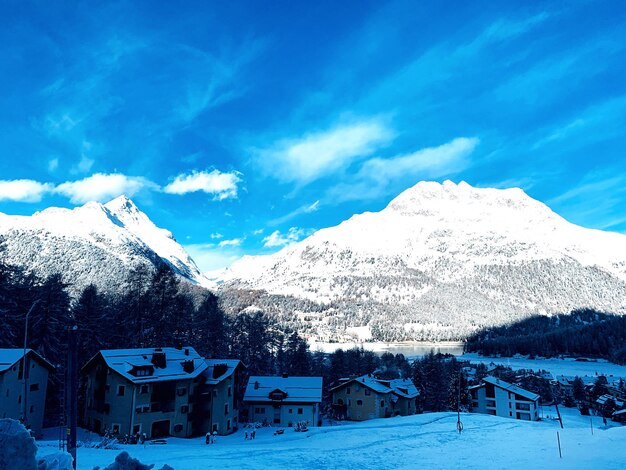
[0,195,210,295]
[217,181,626,342]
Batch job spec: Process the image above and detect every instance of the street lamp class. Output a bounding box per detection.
[22,299,40,428]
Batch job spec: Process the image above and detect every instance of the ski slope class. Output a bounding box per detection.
[37,408,626,469]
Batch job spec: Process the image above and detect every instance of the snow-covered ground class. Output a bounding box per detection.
[460,354,626,380]
[37,408,625,469]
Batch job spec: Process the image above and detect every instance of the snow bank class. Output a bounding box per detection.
[93,451,174,470]
[0,418,38,470]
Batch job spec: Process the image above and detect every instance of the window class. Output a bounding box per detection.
[357,400,363,406]
[213,390,217,398]
[224,404,229,415]
[486,400,496,408]
[181,405,189,414]
[112,424,120,434]
[177,387,187,397]
[356,385,360,392]
[29,405,34,413]
[255,407,265,414]
[228,386,232,397]
[380,400,385,407]
[365,389,371,396]
[133,425,141,434]
[174,424,183,433]
[103,403,111,414]
[18,395,21,404]
[117,385,125,397]
[135,405,150,414]
[5,390,8,397]
[288,408,293,414]
[227,419,231,430]
[140,385,149,394]
[516,403,531,411]
[29,383,39,392]
[297,408,303,415]
[346,387,351,395]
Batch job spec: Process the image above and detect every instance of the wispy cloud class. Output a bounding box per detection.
[269,200,320,226]
[218,238,243,247]
[55,173,155,204]
[262,227,309,248]
[163,169,242,200]
[327,137,479,202]
[0,180,53,203]
[549,171,626,232]
[255,118,394,185]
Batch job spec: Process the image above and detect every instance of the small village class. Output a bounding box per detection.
[2,345,625,452]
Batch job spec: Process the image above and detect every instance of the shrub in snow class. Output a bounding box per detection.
[0,418,38,470]
[93,451,174,470]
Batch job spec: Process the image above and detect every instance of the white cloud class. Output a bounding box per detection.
[210,232,224,239]
[327,137,479,202]
[263,227,307,248]
[252,228,264,235]
[256,118,394,184]
[163,169,241,200]
[218,238,243,247]
[0,180,53,202]
[269,200,321,226]
[55,173,154,203]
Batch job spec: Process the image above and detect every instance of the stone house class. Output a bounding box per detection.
[330,375,419,421]
[0,349,54,437]
[243,375,322,427]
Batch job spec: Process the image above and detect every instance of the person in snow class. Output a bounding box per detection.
[205,432,211,444]
[212,430,217,444]
[245,431,249,440]
[251,430,256,440]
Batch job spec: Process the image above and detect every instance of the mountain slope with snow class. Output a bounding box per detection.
[218,181,626,341]
[0,196,209,295]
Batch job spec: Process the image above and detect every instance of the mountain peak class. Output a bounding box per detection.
[104,195,141,215]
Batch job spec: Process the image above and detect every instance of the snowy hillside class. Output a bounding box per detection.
[37,409,626,469]
[218,181,626,341]
[0,196,210,295]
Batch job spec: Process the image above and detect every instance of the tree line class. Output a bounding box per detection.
[464,308,626,364]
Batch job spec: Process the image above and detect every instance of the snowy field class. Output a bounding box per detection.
[309,340,464,356]
[37,408,626,469]
[460,354,626,380]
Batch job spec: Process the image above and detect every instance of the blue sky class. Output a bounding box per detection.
[1,0,625,271]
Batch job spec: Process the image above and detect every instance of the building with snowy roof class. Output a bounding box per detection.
[469,376,540,421]
[243,375,322,427]
[0,349,54,437]
[330,375,420,421]
[81,347,243,439]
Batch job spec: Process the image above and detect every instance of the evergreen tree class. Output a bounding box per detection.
[194,292,228,358]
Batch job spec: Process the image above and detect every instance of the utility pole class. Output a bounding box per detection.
[22,299,40,428]
[68,325,78,469]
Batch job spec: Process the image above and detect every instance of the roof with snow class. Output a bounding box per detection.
[330,375,419,399]
[203,359,243,385]
[482,376,540,402]
[596,394,625,408]
[244,376,323,403]
[82,347,207,384]
[0,349,54,373]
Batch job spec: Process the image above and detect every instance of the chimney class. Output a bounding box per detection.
[282,373,289,379]
[184,348,190,356]
[151,349,167,369]
[182,360,195,373]
[254,381,260,390]
[175,341,183,350]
